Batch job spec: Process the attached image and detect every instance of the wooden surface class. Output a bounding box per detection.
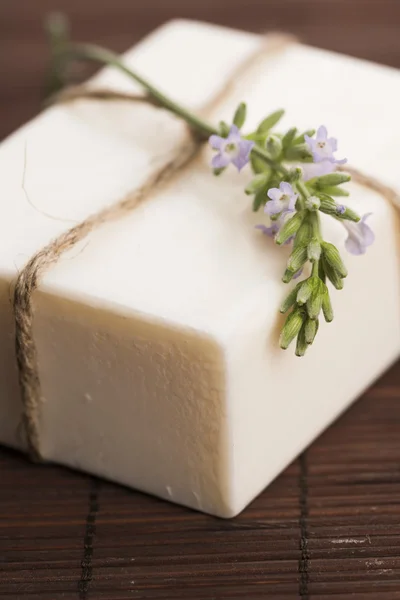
[1,1,400,598]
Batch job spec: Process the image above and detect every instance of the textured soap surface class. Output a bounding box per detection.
[0,20,399,517]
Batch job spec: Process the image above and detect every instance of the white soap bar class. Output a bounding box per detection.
[0,20,399,517]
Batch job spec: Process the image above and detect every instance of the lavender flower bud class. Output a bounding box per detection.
[253,190,266,212]
[280,282,302,314]
[275,211,304,245]
[321,257,344,290]
[265,134,282,159]
[297,277,317,305]
[317,193,337,215]
[307,239,321,261]
[321,185,350,198]
[294,220,312,248]
[295,325,308,357]
[287,244,308,273]
[245,174,269,195]
[288,167,303,183]
[306,280,325,319]
[322,289,334,322]
[282,269,296,283]
[282,128,298,149]
[285,144,313,161]
[321,242,348,278]
[305,196,321,211]
[315,172,351,188]
[337,206,361,223]
[304,318,319,344]
[280,309,305,350]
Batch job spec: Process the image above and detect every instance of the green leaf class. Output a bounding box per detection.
[294,129,316,145]
[280,309,305,350]
[265,134,282,159]
[213,167,226,176]
[250,151,270,174]
[276,211,304,246]
[288,167,303,184]
[322,242,348,278]
[257,109,285,133]
[252,190,267,212]
[282,127,298,149]
[218,121,230,136]
[245,173,269,195]
[285,144,313,162]
[233,102,247,129]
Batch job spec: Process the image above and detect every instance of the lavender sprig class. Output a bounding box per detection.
[210,110,373,356]
[46,16,373,356]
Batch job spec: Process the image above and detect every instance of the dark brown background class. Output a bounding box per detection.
[1,1,400,599]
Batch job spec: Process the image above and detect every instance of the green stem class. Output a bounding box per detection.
[64,43,288,176]
[312,260,320,277]
[296,180,310,201]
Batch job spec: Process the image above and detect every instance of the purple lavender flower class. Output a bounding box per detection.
[305,126,347,165]
[342,213,375,255]
[293,268,304,279]
[209,125,254,172]
[255,222,280,238]
[336,204,346,215]
[264,182,298,216]
[255,214,294,245]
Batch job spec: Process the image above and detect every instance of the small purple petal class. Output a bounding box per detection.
[211,152,231,169]
[304,134,312,147]
[293,268,304,279]
[337,204,346,215]
[255,223,279,237]
[317,125,328,141]
[342,212,374,255]
[265,199,284,215]
[345,236,365,255]
[280,182,293,195]
[287,194,298,212]
[267,187,282,202]
[329,137,338,152]
[232,139,254,171]
[227,124,241,143]
[209,134,224,150]
[360,214,375,246]
[302,161,335,181]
